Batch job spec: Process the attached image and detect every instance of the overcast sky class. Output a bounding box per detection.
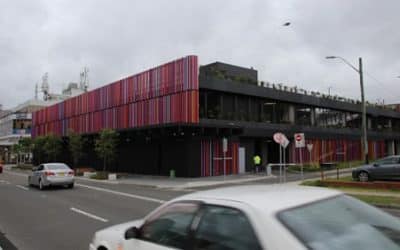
[1,0,399,109]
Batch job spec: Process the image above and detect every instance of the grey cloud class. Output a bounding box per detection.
[0,0,399,108]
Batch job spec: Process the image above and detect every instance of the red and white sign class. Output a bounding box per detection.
[273,132,290,148]
[294,133,305,148]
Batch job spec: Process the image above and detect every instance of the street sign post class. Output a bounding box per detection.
[294,133,305,180]
[222,138,228,178]
[307,143,313,168]
[273,132,289,183]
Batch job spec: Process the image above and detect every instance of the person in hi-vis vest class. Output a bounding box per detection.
[253,155,261,173]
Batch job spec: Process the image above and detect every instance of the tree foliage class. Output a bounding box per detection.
[32,136,47,163]
[95,129,119,172]
[67,129,85,167]
[19,137,33,153]
[32,134,63,163]
[43,134,63,162]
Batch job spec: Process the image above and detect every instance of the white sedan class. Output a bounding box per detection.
[90,185,400,250]
[28,163,74,190]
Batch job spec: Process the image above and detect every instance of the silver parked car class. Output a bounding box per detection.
[28,163,75,190]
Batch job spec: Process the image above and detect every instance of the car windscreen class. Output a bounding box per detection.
[278,195,400,250]
[46,164,70,170]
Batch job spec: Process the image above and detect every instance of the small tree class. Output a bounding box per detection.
[33,136,47,164]
[68,129,85,168]
[95,129,119,172]
[43,134,63,162]
[19,137,33,163]
[12,143,23,164]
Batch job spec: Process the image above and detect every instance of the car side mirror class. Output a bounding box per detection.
[125,227,140,240]
[373,163,379,167]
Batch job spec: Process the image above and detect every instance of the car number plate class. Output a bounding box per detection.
[58,173,65,176]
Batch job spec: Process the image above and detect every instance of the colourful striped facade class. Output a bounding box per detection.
[32,55,199,137]
[201,140,239,177]
[289,139,386,163]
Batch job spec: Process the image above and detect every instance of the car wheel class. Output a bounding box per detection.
[39,179,45,190]
[68,183,74,189]
[358,171,369,182]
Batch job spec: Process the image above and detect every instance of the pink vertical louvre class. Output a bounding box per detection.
[32,55,199,137]
[200,140,239,177]
[289,139,387,163]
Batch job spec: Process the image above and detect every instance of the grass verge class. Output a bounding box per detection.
[349,194,400,208]
[302,179,400,207]
[287,160,363,173]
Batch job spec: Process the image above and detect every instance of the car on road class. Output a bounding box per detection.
[352,155,400,182]
[28,163,74,190]
[0,163,3,173]
[89,185,400,250]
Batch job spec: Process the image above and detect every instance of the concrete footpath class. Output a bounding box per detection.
[4,164,356,190]
[78,173,277,189]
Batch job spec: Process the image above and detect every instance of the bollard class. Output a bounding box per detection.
[169,169,175,178]
[266,166,271,176]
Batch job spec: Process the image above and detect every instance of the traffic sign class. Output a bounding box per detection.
[307,143,313,152]
[273,132,284,144]
[294,133,305,148]
[281,137,290,148]
[273,132,289,148]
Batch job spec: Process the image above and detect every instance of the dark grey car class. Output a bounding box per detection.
[352,155,400,182]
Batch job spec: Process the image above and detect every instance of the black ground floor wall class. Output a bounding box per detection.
[32,132,400,177]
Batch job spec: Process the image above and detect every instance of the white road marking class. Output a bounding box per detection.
[16,185,29,191]
[0,180,10,184]
[76,183,166,204]
[70,207,108,222]
[4,171,28,177]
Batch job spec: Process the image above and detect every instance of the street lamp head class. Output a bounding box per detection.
[325,56,337,59]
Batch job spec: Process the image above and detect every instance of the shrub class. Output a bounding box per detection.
[90,171,109,180]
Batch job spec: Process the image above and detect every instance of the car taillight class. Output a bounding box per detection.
[45,171,55,176]
[68,171,74,176]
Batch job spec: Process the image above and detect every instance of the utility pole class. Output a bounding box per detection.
[359,58,368,164]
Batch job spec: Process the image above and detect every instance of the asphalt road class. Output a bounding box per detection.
[0,170,187,250]
[1,168,400,250]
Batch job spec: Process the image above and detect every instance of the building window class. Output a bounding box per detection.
[222,94,235,120]
[237,96,249,121]
[207,92,221,119]
[295,106,312,126]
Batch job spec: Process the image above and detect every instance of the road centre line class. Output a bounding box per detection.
[70,207,108,223]
[76,183,166,204]
[16,185,29,191]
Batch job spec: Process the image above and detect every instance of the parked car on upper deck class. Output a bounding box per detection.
[28,163,74,190]
[352,155,400,182]
[90,185,400,250]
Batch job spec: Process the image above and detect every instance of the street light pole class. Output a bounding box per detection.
[326,56,368,164]
[359,57,368,164]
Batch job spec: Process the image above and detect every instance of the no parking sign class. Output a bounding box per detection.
[294,133,305,148]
